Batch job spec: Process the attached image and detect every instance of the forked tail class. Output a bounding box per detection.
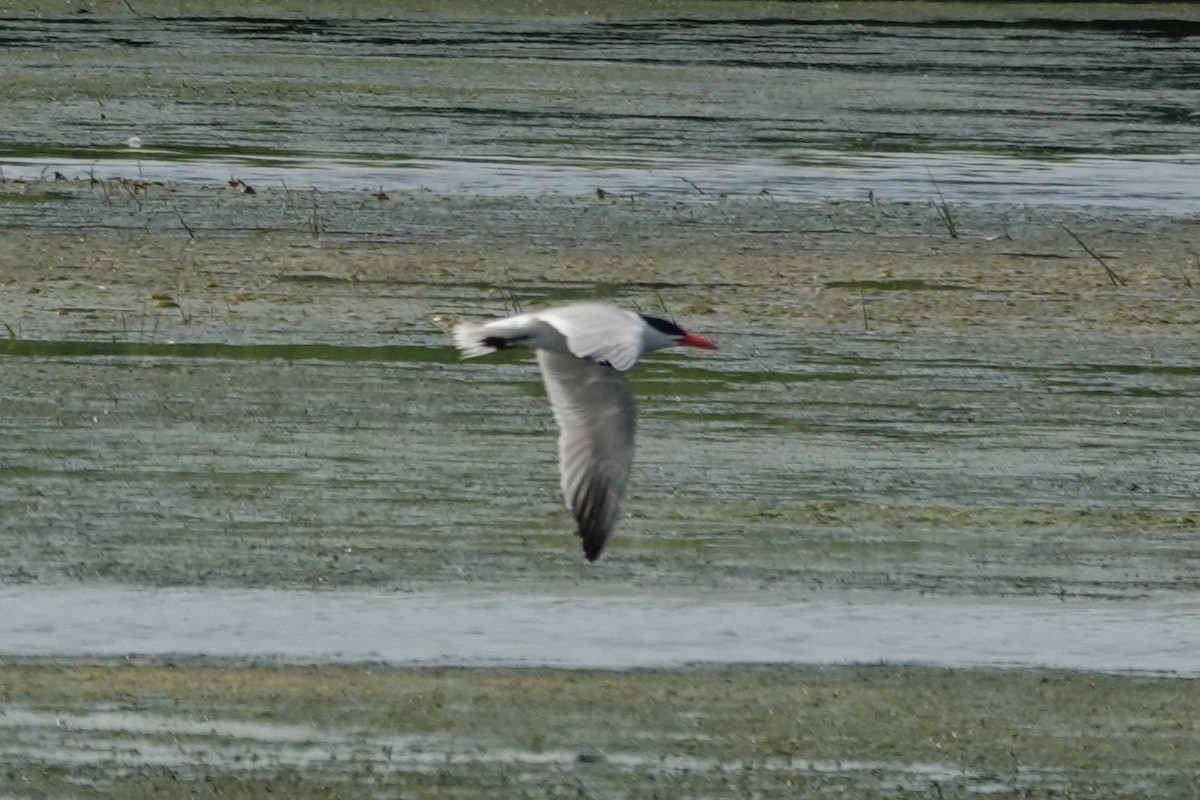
[452,322,499,359]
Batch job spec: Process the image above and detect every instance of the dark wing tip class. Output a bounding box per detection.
[579,530,607,562]
[573,477,615,561]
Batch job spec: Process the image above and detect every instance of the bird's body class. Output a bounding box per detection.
[452,302,717,560]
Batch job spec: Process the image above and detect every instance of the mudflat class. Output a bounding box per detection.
[3,1,1200,797]
[3,178,1198,800]
[4,659,1199,798]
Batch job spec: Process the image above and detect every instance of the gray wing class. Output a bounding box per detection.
[535,303,645,371]
[537,350,637,561]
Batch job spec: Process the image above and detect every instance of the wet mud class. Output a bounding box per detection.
[4,187,1199,799]
[2,1,1200,797]
[3,188,1198,598]
[3,660,1199,799]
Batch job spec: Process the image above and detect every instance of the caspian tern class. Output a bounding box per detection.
[452,302,718,561]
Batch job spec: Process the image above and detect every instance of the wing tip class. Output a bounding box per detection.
[581,540,605,562]
[577,526,609,562]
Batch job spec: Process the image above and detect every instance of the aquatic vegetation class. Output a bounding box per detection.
[1062,225,1127,287]
[927,168,960,239]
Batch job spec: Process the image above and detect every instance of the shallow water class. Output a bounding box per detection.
[3,3,1200,680]
[8,151,1200,213]
[2,6,1199,210]
[4,585,1199,675]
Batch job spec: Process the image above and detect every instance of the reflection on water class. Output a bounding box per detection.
[4,585,1198,675]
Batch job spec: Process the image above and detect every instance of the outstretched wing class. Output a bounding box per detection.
[535,303,645,371]
[537,350,637,561]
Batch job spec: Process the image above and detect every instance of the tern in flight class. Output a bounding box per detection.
[453,302,718,561]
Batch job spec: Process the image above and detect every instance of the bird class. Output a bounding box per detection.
[452,302,718,561]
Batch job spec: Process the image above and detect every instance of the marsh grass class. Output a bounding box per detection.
[927,169,959,238]
[1062,225,1126,288]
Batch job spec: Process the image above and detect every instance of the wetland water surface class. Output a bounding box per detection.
[4,585,1200,675]
[3,322,1198,673]
[2,0,1200,678]
[4,3,1200,795]
[2,5,1200,209]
